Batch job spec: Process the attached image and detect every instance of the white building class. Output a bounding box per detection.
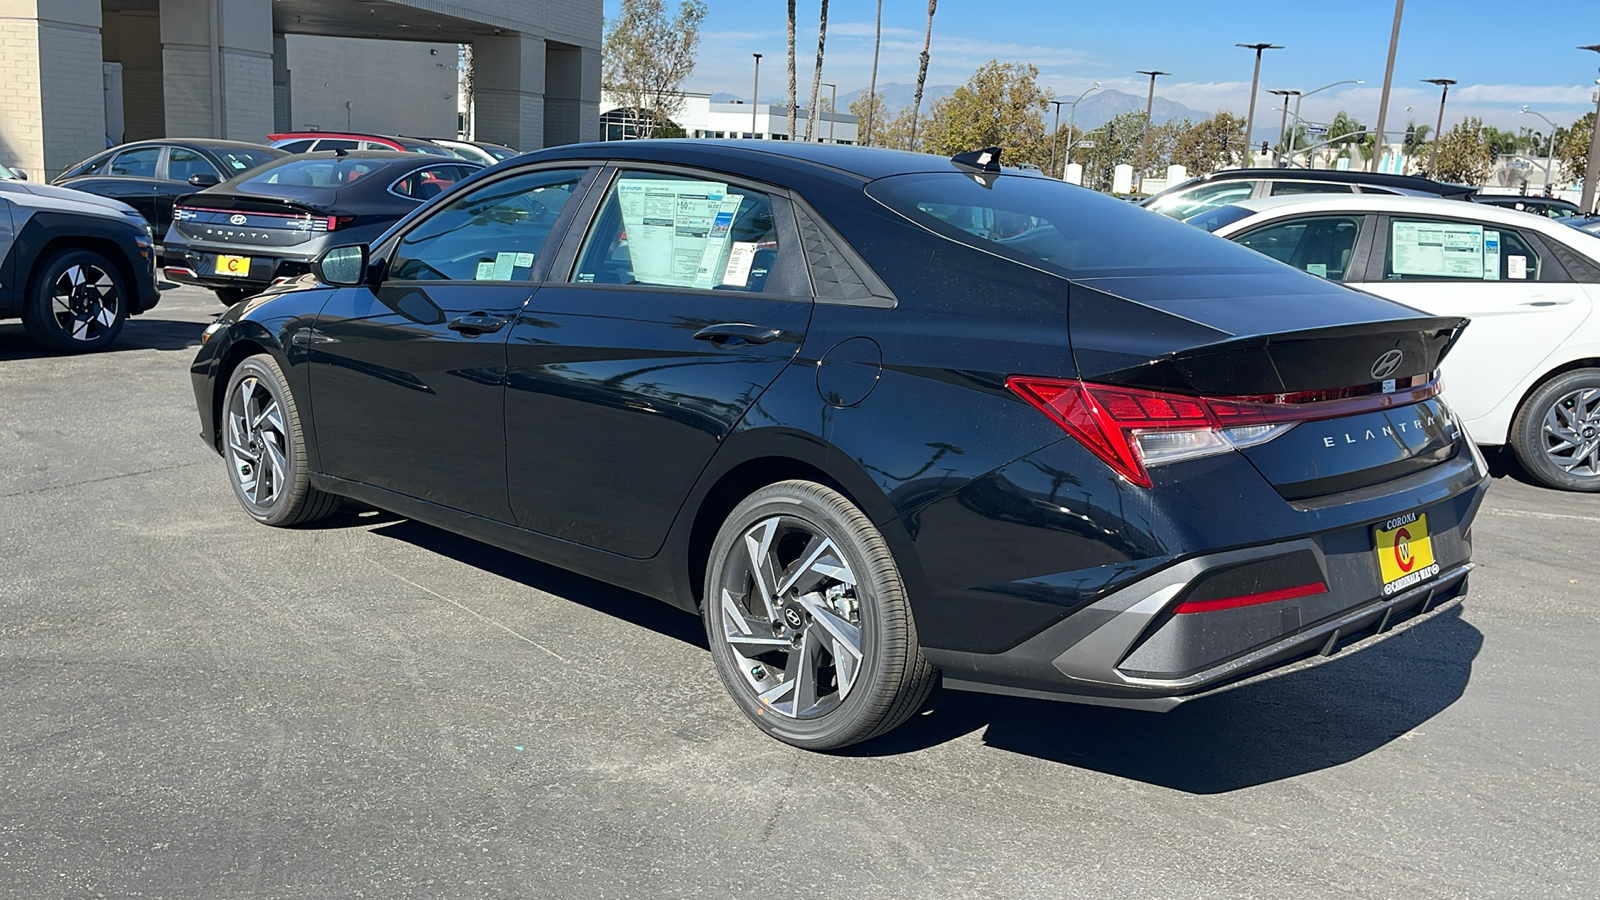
[600,92,857,144]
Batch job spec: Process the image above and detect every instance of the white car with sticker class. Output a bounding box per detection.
[1197,194,1600,491]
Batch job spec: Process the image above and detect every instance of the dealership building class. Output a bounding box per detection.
[0,0,602,179]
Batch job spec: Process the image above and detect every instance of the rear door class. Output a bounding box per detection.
[69,146,165,227]
[308,165,595,521]
[502,166,814,558]
[1348,215,1594,426]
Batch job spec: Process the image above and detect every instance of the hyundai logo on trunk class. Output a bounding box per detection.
[1371,349,1404,380]
[229,214,248,225]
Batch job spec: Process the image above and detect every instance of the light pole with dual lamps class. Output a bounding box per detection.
[1136,70,1169,191]
[1236,42,1282,164]
[750,53,762,138]
[1269,89,1300,165]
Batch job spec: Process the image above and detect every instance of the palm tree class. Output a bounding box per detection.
[786,0,797,140]
[805,0,830,141]
[910,0,937,148]
[865,0,883,144]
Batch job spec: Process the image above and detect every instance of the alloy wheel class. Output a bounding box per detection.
[226,375,289,507]
[716,515,865,720]
[49,263,120,343]
[1542,387,1600,478]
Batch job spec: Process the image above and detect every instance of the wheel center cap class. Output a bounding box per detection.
[780,602,808,631]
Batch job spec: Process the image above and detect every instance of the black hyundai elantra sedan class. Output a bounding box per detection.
[190,141,1488,750]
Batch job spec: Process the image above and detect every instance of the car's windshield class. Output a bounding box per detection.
[866,172,1281,277]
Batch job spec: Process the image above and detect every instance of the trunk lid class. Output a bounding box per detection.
[172,192,339,249]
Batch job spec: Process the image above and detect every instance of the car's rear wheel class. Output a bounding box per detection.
[1510,368,1600,492]
[22,249,127,353]
[702,481,935,750]
[222,354,341,525]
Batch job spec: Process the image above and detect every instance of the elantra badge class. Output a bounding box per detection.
[229,214,248,225]
[1371,349,1404,380]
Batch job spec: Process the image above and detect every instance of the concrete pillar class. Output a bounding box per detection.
[1063,163,1083,186]
[1166,164,1187,185]
[0,0,106,180]
[474,32,545,151]
[159,0,272,141]
[1112,164,1134,194]
[543,41,582,147]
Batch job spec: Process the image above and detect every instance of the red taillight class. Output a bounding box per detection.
[325,215,355,231]
[1005,376,1442,488]
[1173,581,1328,614]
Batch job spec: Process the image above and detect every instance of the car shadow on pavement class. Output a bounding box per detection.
[366,516,710,650]
[848,606,1482,793]
[1481,445,1546,490]
[0,318,205,360]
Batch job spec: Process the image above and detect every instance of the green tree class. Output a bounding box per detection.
[601,0,708,138]
[920,60,1050,165]
[849,91,888,147]
[1077,110,1147,191]
[1426,117,1493,184]
[1171,111,1245,173]
[1324,111,1372,164]
[1555,112,1596,185]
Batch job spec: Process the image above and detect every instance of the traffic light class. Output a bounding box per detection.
[1260,141,1270,155]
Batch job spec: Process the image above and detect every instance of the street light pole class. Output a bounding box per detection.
[1423,78,1456,176]
[751,53,762,139]
[819,82,836,143]
[1290,79,1362,163]
[1064,81,1101,175]
[1269,89,1300,165]
[1048,100,1065,178]
[1136,70,1169,192]
[1582,46,1600,214]
[1522,106,1560,194]
[1370,0,1406,172]
[1236,42,1282,166]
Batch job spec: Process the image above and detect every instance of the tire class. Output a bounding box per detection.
[214,288,253,306]
[1510,368,1600,492]
[221,354,341,526]
[702,480,936,750]
[21,248,128,353]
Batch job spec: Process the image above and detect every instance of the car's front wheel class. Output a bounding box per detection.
[702,481,935,750]
[1510,369,1600,492]
[22,248,127,353]
[222,354,341,525]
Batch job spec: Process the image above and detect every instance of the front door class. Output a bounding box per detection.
[504,168,814,558]
[308,166,594,521]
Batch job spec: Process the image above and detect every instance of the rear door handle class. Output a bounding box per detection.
[693,323,783,345]
[1519,297,1575,307]
[448,313,508,335]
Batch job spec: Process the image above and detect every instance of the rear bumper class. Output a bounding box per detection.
[163,245,315,292]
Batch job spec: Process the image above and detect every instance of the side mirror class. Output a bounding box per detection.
[188,172,221,188]
[313,244,370,286]
[4,166,27,181]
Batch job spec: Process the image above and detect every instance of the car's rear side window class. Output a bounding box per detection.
[275,140,314,153]
[868,172,1281,278]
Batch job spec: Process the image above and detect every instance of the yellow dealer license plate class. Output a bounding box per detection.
[215,255,252,277]
[1375,511,1438,596]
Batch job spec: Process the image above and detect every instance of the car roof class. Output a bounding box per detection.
[1152,167,1476,198]
[1218,193,1598,239]
[522,139,1031,183]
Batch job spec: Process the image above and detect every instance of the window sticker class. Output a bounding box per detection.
[1306,262,1328,278]
[514,251,535,268]
[1483,230,1500,281]
[474,260,497,280]
[1391,221,1486,278]
[614,178,744,288]
[1508,255,1527,280]
[722,242,759,287]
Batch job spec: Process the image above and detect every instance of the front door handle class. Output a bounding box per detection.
[448,313,508,335]
[1519,297,1575,307]
[693,323,783,346]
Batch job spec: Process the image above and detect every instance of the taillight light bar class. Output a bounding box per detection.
[1173,581,1328,614]
[172,207,353,231]
[1006,375,1442,488]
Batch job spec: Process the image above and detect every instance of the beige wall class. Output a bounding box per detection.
[283,35,459,138]
[0,0,106,179]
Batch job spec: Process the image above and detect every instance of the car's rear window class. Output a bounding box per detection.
[238,158,390,189]
[866,172,1281,277]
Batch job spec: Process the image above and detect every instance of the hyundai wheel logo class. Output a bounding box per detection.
[229,214,248,225]
[1371,349,1405,380]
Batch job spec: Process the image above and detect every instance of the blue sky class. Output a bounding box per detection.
[606,0,1600,130]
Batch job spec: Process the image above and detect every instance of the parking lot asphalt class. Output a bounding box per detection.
[2,285,1596,899]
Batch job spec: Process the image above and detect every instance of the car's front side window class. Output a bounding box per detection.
[386,167,588,283]
[1384,217,1541,282]
[571,171,784,293]
[167,148,220,183]
[1233,215,1364,281]
[108,147,161,178]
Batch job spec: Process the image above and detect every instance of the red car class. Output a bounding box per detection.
[268,132,457,158]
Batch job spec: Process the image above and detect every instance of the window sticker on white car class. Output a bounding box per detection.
[1392,221,1485,278]
[1306,262,1328,278]
[614,178,744,289]
[1508,255,1527,280]
[1483,231,1501,281]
